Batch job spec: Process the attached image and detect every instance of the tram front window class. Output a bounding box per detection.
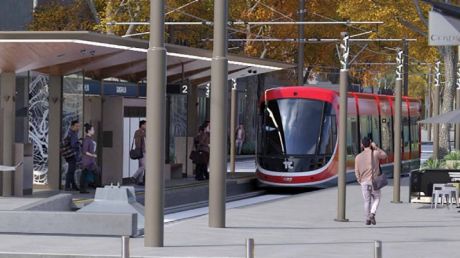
[258,98,336,172]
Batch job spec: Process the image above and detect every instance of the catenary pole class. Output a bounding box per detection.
[403,40,409,96]
[433,61,441,160]
[144,0,166,247]
[427,65,432,142]
[297,0,305,85]
[230,80,237,175]
[456,66,460,150]
[209,0,228,228]
[336,32,349,222]
[392,49,403,203]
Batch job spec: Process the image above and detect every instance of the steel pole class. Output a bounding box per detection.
[393,78,402,203]
[145,0,166,247]
[427,67,432,142]
[456,88,460,151]
[121,236,130,258]
[230,87,237,175]
[297,0,305,85]
[433,85,440,159]
[246,238,255,258]
[403,40,409,96]
[336,69,348,222]
[209,0,228,228]
[374,240,382,258]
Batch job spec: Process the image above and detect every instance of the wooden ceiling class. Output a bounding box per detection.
[0,31,293,85]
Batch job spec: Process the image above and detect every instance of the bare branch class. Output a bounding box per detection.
[86,0,100,23]
[396,17,427,36]
[412,0,428,27]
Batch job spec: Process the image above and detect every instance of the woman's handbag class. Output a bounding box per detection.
[371,150,388,190]
[129,140,143,160]
[195,151,209,164]
[189,150,198,163]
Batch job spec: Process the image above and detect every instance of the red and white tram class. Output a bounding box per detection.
[256,86,421,187]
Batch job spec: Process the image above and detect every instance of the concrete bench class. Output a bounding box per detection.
[165,163,183,180]
[171,163,183,179]
[16,193,73,211]
[0,193,139,237]
[0,210,137,237]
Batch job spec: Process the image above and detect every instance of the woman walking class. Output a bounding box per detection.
[80,123,97,194]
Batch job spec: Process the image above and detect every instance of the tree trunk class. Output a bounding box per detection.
[438,46,459,157]
[105,0,114,34]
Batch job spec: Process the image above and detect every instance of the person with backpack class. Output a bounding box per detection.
[80,123,97,194]
[354,137,387,225]
[64,120,81,191]
[131,120,146,185]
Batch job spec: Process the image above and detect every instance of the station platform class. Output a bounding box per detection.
[0,176,459,258]
[69,172,259,211]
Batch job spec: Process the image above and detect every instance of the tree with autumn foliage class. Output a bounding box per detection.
[29,0,100,31]
[338,0,458,157]
[29,1,448,104]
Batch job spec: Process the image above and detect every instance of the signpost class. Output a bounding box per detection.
[428,11,460,46]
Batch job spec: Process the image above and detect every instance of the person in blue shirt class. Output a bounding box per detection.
[65,120,81,191]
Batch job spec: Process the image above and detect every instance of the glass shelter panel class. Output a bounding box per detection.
[61,73,84,188]
[28,72,49,185]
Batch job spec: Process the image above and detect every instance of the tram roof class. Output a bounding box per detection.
[0,31,293,84]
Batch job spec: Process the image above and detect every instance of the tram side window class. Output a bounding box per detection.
[372,116,380,147]
[359,116,374,141]
[318,114,336,155]
[346,115,359,157]
[403,117,411,151]
[380,117,393,154]
[262,108,284,155]
[410,116,419,153]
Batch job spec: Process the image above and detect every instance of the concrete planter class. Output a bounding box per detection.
[445,160,460,169]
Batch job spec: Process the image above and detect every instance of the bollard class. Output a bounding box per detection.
[374,240,382,258]
[246,238,254,258]
[122,236,130,258]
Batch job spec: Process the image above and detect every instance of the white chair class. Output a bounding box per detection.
[431,184,453,209]
[443,184,459,207]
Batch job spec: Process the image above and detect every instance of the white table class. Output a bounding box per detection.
[0,165,17,172]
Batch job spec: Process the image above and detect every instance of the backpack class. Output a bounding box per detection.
[60,136,75,161]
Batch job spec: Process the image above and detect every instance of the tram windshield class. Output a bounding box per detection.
[259,98,336,157]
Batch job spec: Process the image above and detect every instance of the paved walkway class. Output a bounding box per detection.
[0,177,459,258]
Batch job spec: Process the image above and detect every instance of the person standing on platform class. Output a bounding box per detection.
[64,120,81,191]
[80,123,97,194]
[354,137,387,225]
[132,120,146,185]
[194,121,210,180]
[236,124,245,155]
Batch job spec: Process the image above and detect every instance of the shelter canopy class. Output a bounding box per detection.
[418,109,460,124]
[0,31,293,84]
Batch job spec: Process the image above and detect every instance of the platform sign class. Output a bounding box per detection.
[103,82,138,97]
[429,11,460,46]
[84,80,101,95]
[138,83,146,97]
[138,83,189,96]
